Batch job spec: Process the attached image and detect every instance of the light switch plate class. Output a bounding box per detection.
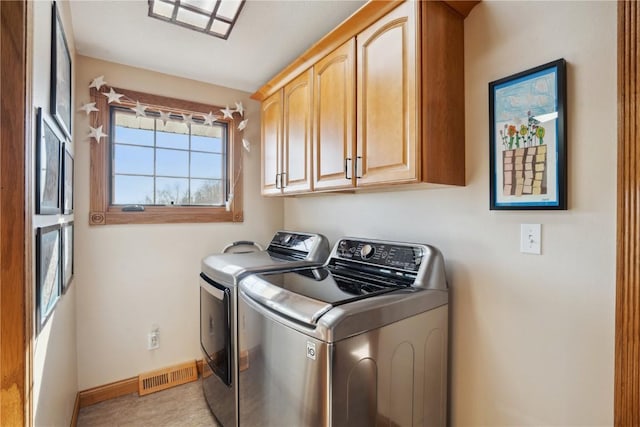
[520,224,541,255]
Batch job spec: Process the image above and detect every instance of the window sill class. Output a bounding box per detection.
[89,206,244,225]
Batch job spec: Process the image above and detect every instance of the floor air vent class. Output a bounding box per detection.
[138,360,198,396]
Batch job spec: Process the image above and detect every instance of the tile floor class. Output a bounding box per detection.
[77,380,220,427]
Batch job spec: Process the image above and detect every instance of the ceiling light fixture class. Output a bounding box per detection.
[148,0,245,40]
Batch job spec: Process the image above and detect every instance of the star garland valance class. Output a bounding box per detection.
[79,75,250,152]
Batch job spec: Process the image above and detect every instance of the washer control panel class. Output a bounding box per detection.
[335,239,424,272]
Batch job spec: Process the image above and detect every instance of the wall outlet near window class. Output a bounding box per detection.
[147,327,160,350]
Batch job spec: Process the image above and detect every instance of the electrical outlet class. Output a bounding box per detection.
[147,328,160,350]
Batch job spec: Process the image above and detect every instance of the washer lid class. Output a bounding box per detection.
[239,268,404,326]
[201,231,330,285]
[201,251,291,285]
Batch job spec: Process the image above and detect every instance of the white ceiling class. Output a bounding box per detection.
[69,0,366,94]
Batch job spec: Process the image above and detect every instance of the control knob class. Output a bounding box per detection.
[360,244,375,259]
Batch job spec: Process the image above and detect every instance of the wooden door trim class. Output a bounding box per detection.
[615,0,640,424]
[0,1,29,425]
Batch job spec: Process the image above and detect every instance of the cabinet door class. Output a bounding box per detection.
[313,39,356,191]
[356,1,418,186]
[261,90,283,195]
[282,69,313,194]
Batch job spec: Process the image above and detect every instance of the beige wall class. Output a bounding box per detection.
[73,56,284,390]
[284,1,616,425]
[31,0,78,426]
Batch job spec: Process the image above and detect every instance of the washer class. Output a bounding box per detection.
[238,237,449,427]
[199,230,330,427]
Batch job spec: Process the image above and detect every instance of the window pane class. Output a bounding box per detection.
[191,179,223,205]
[210,19,230,36]
[216,0,242,21]
[113,175,154,204]
[115,113,155,146]
[151,0,174,18]
[157,127,189,149]
[192,135,222,153]
[182,0,215,13]
[115,126,154,147]
[191,152,222,179]
[192,122,224,137]
[192,121,224,152]
[114,144,154,175]
[157,148,188,177]
[156,177,189,205]
[176,7,209,29]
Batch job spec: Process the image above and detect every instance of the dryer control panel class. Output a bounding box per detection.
[267,231,329,261]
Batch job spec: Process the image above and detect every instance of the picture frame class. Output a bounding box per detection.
[489,58,567,210]
[50,1,72,139]
[61,222,74,294]
[36,107,63,214]
[36,224,62,333]
[63,143,73,214]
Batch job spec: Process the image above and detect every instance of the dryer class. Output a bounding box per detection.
[200,230,330,427]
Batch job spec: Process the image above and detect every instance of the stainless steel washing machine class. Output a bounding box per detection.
[238,237,449,427]
[200,230,330,427]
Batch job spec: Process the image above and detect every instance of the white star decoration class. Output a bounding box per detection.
[234,101,245,117]
[102,88,124,104]
[159,111,171,125]
[89,75,107,90]
[88,125,108,143]
[220,105,234,119]
[131,101,147,117]
[79,102,99,115]
[85,75,250,148]
[203,112,218,126]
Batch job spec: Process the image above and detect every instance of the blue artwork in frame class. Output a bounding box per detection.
[36,224,61,333]
[489,59,567,210]
[50,1,72,140]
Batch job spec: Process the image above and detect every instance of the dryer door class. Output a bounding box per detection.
[200,273,232,386]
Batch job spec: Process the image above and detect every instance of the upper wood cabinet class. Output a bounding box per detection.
[356,1,417,186]
[283,69,313,194]
[261,69,314,195]
[255,0,470,195]
[261,90,282,196]
[313,39,356,191]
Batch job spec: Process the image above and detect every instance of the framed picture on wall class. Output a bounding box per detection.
[36,224,62,333]
[36,107,63,214]
[61,221,74,294]
[50,1,72,139]
[489,58,567,210]
[62,143,73,214]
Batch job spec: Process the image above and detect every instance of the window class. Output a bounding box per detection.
[89,86,243,225]
[111,109,227,206]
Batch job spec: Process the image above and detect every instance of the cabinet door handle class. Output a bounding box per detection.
[344,158,352,180]
[356,156,363,179]
[281,172,287,189]
[275,173,280,189]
